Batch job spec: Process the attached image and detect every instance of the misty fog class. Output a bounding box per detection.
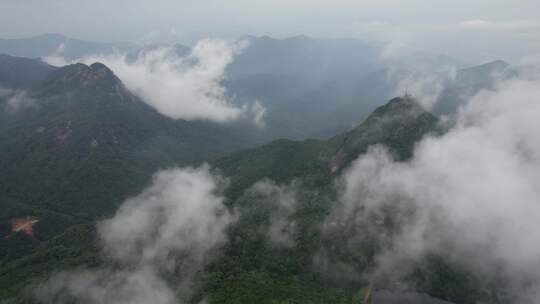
[1,1,540,304]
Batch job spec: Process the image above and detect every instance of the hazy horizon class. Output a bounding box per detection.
[1,0,539,64]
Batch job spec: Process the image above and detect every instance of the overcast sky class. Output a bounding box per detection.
[1,0,539,63]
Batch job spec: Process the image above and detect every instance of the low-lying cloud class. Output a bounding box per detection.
[36,165,235,304]
[249,180,298,247]
[377,42,459,111]
[0,89,37,113]
[45,39,267,124]
[389,67,457,110]
[338,75,540,302]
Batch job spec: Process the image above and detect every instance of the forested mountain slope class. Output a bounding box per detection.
[0,61,253,262]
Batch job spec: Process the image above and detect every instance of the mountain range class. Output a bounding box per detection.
[0,33,131,60]
[0,86,453,302]
[0,34,524,303]
[0,55,256,263]
[0,34,513,140]
[0,54,484,302]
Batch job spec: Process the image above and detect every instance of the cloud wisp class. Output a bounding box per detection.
[387,67,457,111]
[0,88,37,113]
[35,165,235,304]
[45,39,267,125]
[377,42,460,111]
[249,180,298,247]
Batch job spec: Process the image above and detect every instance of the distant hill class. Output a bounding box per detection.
[0,54,57,89]
[455,60,509,86]
[435,60,511,115]
[225,35,465,140]
[0,33,189,61]
[224,36,389,140]
[228,35,381,81]
[1,34,503,141]
[0,34,125,60]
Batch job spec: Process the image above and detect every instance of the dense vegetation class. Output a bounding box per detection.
[0,60,254,269]
[0,54,510,303]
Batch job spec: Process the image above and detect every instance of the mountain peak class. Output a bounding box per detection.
[39,62,126,95]
[490,59,509,66]
[89,62,118,81]
[369,95,426,121]
[89,62,109,70]
[330,96,437,172]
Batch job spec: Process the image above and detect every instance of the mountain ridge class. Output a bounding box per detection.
[0,93,474,304]
[0,60,255,240]
[36,61,129,98]
[0,54,58,89]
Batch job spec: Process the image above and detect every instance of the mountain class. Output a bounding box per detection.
[224,35,465,141]
[0,33,192,63]
[0,94,499,304]
[228,35,381,81]
[0,61,250,219]
[214,96,439,200]
[1,34,505,143]
[434,60,511,115]
[0,34,121,60]
[0,54,58,89]
[0,36,514,304]
[208,98,493,304]
[0,61,255,262]
[455,60,509,87]
[0,94,448,303]
[223,36,387,140]
[1,34,487,142]
[333,96,439,166]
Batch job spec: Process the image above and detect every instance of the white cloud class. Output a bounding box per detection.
[388,68,457,110]
[87,40,246,123]
[1,90,37,113]
[36,268,176,304]
[43,43,68,67]
[379,44,458,110]
[249,100,267,128]
[338,74,540,301]
[457,19,540,32]
[45,39,267,124]
[36,165,235,304]
[249,180,298,247]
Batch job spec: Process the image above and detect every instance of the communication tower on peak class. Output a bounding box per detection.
[404,85,412,99]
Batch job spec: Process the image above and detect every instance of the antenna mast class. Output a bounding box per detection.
[404,84,412,98]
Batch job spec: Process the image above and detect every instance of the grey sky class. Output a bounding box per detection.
[1,0,539,63]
